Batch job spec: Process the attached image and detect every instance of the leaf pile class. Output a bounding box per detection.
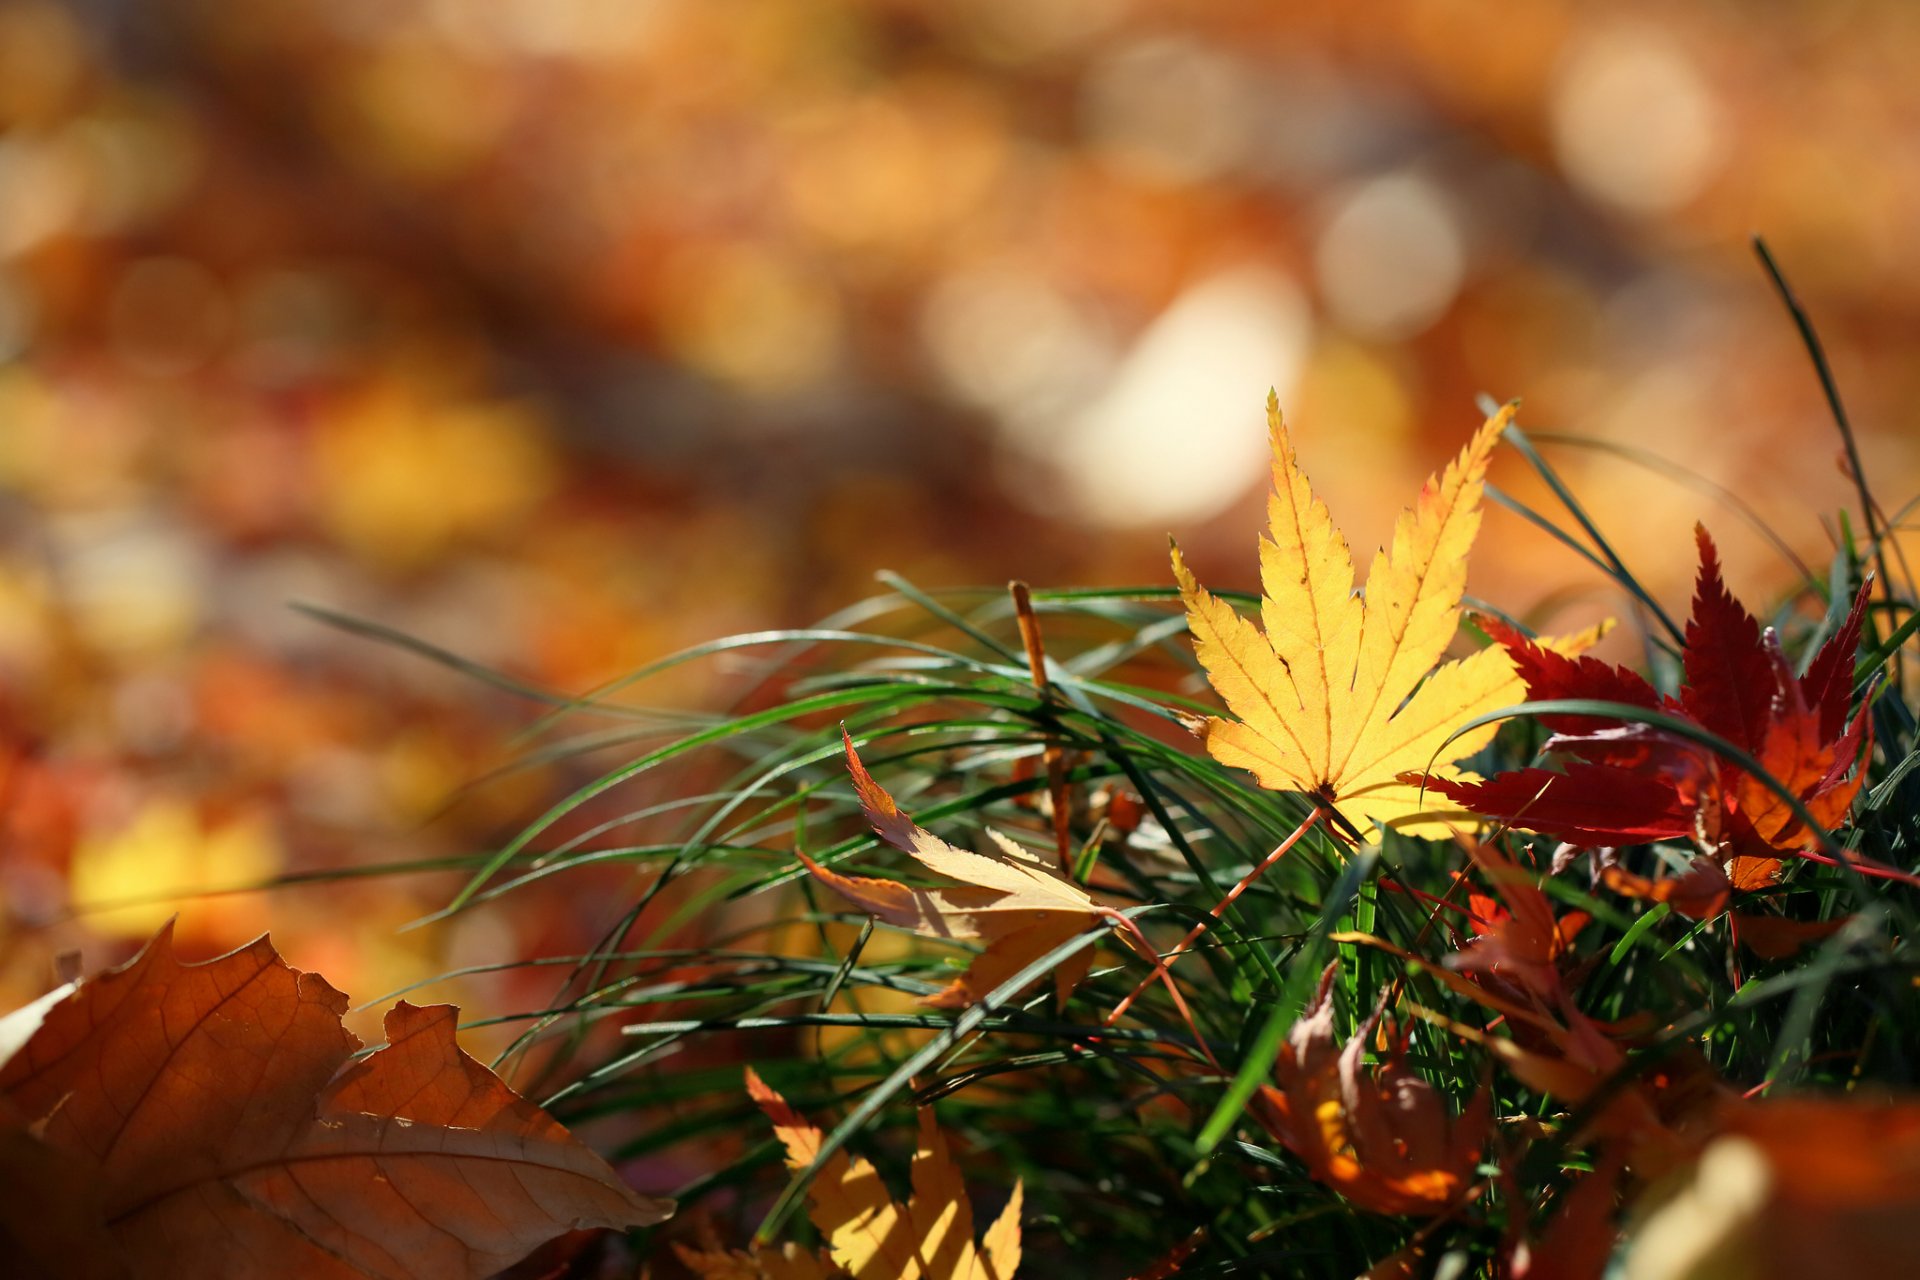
[673,392,1920,1277]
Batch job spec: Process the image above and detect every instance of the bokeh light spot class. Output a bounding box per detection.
[1006,266,1310,528]
[1315,172,1466,340]
[1551,26,1724,215]
[1081,35,1258,185]
[656,240,844,395]
[108,256,229,377]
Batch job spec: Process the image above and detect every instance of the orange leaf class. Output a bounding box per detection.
[1729,912,1850,960]
[799,732,1105,1008]
[1454,836,1593,1006]
[1252,964,1488,1217]
[1506,1154,1623,1280]
[674,1221,835,1280]
[1597,856,1730,922]
[0,923,671,1279]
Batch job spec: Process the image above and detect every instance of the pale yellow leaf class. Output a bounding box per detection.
[799,734,1105,1009]
[744,1069,1023,1280]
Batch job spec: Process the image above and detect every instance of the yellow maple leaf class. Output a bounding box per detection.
[797,731,1103,1009]
[1174,396,1580,838]
[744,1067,1021,1280]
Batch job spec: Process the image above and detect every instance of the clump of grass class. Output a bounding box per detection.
[342,243,1920,1278]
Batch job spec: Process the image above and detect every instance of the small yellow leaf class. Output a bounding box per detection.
[744,1068,1021,1280]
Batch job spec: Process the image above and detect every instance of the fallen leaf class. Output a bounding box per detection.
[1401,1002,1695,1179]
[1252,963,1489,1216]
[1175,395,1593,837]
[0,1092,121,1280]
[1454,837,1594,1008]
[1728,912,1850,960]
[744,1067,1021,1280]
[0,923,671,1279]
[798,730,1105,1009]
[1419,529,1872,888]
[1368,839,1723,1175]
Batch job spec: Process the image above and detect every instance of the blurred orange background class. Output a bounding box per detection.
[3,0,1918,1039]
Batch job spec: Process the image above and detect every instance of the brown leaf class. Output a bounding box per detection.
[1506,1154,1623,1280]
[0,923,671,1279]
[0,1095,125,1280]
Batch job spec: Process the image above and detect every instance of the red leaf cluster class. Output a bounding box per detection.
[1416,528,1871,893]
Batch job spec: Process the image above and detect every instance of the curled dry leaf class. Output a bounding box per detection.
[1252,963,1489,1217]
[797,730,1105,1009]
[0,923,671,1280]
[1419,529,1873,891]
[1174,395,1601,838]
[732,1067,1021,1280]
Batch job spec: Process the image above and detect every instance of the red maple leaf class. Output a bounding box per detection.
[1410,528,1872,891]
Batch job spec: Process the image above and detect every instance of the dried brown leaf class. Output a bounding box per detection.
[0,923,671,1279]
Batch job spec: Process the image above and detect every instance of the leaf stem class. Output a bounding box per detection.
[1104,806,1326,1026]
